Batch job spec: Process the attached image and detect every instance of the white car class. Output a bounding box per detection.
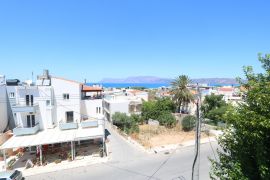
[0,170,24,180]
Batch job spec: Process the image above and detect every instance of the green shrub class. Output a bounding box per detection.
[158,112,176,128]
[182,115,196,131]
[112,112,139,134]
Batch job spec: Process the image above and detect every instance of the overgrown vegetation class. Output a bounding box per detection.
[201,94,230,125]
[181,115,196,131]
[112,112,139,134]
[210,53,270,179]
[141,97,176,128]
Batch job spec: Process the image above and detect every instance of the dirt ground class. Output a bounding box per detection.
[130,124,209,149]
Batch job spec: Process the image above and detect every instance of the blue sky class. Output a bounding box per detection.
[0,0,269,82]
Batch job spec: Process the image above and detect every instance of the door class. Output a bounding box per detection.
[27,115,31,127]
[31,115,35,127]
[31,95,33,106]
[66,111,74,123]
[27,115,35,127]
[26,95,34,106]
[26,95,30,106]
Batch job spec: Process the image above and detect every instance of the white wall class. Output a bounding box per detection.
[51,77,81,123]
[81,99,103,119]
[0,85,8,133]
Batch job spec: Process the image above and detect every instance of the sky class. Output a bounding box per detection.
[0,0,270,82]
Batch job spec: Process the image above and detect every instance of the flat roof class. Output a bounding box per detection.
[1,125,104,149]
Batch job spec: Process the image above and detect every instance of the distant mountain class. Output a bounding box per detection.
[99,76,238,85]
[191,78,239,85]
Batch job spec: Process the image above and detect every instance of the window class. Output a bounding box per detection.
[63,93,70,100]
[99,107,101,114]
[96,107,98,114]
[9,92,15,98]
[46,100,51,106]
[66,111,74,123]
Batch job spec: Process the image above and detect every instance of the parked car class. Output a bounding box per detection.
[0,170,24,180]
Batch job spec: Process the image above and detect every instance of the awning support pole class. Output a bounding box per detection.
[73,141,76,160]
[71,141,74,161]
[103,137,106,157]
[40,145,43,165]
[3,149,6,170]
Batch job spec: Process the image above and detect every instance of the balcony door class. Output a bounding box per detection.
[66,111,74,123]
[27,115,35,127]
[26,95,34,106]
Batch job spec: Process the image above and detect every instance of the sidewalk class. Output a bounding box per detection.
[22,155,109,177]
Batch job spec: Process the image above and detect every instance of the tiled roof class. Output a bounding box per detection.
[82,85,102,91]
[219,87,234,92]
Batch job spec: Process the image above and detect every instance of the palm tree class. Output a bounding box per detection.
[171,75,194,113]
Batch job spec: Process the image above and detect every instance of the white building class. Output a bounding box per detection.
[0,75,8,133]
[0,70,105,166]
[103,89,148,122]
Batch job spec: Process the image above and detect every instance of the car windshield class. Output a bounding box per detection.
[10,170,19,179]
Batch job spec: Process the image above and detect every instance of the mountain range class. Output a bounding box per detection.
[99,76,239,85]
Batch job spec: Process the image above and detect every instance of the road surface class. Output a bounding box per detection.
[26,124,217,180]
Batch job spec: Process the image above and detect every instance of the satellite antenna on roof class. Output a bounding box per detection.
[32,71,34,82]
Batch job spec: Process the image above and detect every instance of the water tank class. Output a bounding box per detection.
[0,75,5,85]
[6,79,20,86]
[43,69,49,78]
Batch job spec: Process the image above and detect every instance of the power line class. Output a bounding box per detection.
[201,121,217,162]
[147,132,190,180]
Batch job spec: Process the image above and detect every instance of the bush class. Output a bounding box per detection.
[158,112,176,128]
[112,112,139,134]
[182,115,196,131]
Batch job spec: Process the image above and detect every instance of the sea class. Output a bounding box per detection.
[86,83,240,89]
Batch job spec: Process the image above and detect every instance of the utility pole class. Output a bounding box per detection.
[192,83,202,180]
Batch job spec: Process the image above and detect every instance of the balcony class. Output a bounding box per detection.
[59,121,78,130]
[13,124,40,136]
[81,95,102,100]
[81,120,98,128]
[12,103,39,113]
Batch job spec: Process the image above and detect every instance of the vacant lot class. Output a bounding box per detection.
[130,124,208,149]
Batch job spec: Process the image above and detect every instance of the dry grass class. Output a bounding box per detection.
[131,124,208,149]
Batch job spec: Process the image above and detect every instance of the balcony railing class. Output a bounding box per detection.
[59,121,78,130]
[13,123,40,136]
[81,96,102,100]
[12,103,39,113]
[81,120,98,128]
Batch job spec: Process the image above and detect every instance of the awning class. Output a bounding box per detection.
[0,126,104,150]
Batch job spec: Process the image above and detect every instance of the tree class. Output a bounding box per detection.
[141,97,175,121]
[181,115,196,131]
[201,94,229,125]
[210,54,270,179]
[171,75,194,113]
[141,97,176,128]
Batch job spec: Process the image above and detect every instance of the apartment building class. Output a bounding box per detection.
[103,89,148,122]
[0,70,105,166]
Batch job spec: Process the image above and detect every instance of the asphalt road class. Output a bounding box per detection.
[26,124,218,180]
